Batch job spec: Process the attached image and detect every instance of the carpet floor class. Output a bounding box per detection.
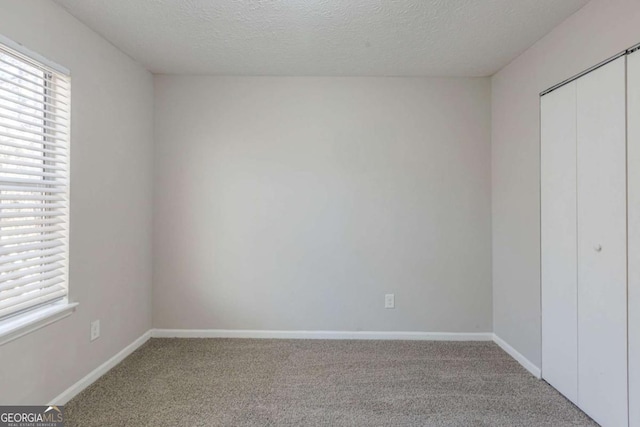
[65,339,596,426]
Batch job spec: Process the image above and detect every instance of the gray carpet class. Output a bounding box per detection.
[65,339,596,426]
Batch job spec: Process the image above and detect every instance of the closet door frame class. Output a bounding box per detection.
[628,48,640,427]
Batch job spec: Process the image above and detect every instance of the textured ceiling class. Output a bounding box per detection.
[53,0,589,76]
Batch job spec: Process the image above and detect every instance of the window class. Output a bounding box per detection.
[0,39,70,323]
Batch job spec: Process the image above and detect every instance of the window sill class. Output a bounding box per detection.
[0,302,78,346]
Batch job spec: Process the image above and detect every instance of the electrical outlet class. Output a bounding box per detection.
[90,320,100,341]
[385,294,395,309]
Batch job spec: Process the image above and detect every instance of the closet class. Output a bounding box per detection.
[541,48,639,427]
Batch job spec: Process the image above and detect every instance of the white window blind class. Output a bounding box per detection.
[0,41,70,321]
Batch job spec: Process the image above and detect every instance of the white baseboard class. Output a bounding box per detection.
[493,333,541,379]
[151,328,493,341]
[49,330,152,405]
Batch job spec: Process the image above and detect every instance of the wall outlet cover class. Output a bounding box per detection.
[385,294,395,309]
[90,320,100,341]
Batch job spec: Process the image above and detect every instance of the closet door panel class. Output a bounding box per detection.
[629,49,640,427]
[577,57,628,427]
[540,82,578,404]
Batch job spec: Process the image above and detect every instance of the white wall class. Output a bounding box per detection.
[492,0,640,367]
[0,0,154,404]
[153,76,492,333]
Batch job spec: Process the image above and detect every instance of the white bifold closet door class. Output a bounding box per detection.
[541,81,578,405]
[628,48,640,427]
[542,56,629,427]
[576,57,628,427]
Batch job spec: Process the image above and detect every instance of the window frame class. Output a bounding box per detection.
[0,34,76,346]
